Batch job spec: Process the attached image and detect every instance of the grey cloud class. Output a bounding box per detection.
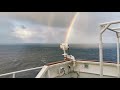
[0,12,76,28]
[11,24,66,44]
[0,12,120,44]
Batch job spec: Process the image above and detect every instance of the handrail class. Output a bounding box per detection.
[99,21,120,78]
[100,20,120,25]
[0,66,43,78]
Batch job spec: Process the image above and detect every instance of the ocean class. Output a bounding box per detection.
[0,44,118,78]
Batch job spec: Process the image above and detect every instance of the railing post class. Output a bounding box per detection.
[116,33,120,78]
[12,73,15,78]
[99,33,103,78]
[99,24,110,78]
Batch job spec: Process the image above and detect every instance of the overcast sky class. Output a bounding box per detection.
[0,12,120,44]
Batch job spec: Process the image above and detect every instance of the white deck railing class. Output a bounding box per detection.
[0,66,43,78]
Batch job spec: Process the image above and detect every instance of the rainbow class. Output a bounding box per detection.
[64,12,79,43]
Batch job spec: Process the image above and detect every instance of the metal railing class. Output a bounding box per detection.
[0,66,43,78]
[99,21,120,78]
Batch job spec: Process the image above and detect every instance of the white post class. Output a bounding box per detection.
[116,33,120,78]
[99,33,103,77]
[99,24,110,78]
[13,73,15,78]
[48,70,50,78]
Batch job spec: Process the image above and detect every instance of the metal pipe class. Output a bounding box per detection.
[100,24,111,34]
[48,70,50,78]
[99,21,120,78]
[116,33,120,78]
[99,33,103,77]
[100,21,120,26]
[110,28,120,31]
[107,28,118,33]
[13,73,15,78]
[99,24,111,78]
[0,66,43,77]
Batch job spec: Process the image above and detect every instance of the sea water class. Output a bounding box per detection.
[0,44,117,78]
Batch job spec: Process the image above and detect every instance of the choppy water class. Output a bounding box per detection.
[0,44,118,78]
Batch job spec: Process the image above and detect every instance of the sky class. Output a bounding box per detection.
[0,12,120,44]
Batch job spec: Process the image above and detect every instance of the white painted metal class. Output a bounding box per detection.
[99,24,110,77]
[48,70,51,78]
[0,60,120,78]
[107,28,117,33]
[99,33,103,77]
[35,66,48,78]
[100,20,120,25]
[35,60,120,78]
[13,73,15,78]
[76,61,117,77]
[116,33,120,78]
[110,28,120,31]
[99,21,120,78]
[100,24,111,34]
[0,66,43,78]
[36,61,72,78]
